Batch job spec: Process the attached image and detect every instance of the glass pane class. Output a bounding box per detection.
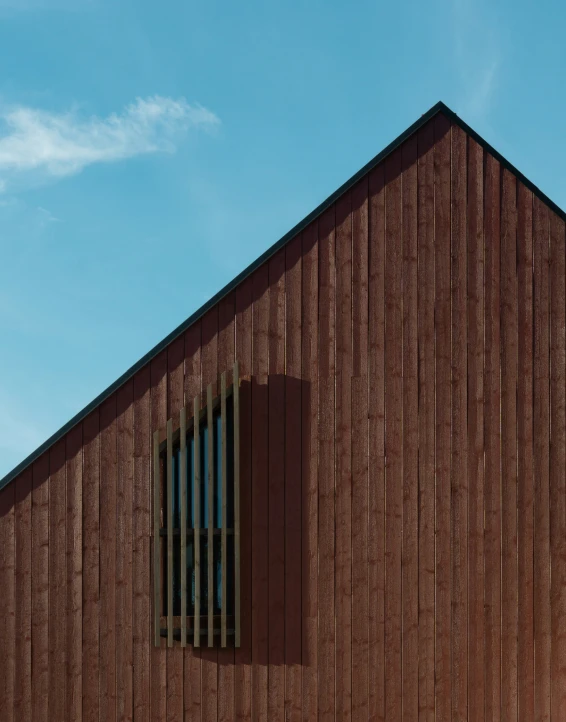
[215,413,222,528]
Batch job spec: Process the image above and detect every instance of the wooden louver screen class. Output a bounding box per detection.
[152,361,240,648]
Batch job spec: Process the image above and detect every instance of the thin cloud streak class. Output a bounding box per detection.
[0,95,220,191]
[451,0,500,122]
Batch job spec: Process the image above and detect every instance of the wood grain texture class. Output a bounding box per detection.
[517,181,534,722]
[385,146,403,722]
[0,476,15,722]
[550,211,566,719]
[318,204,336,722]
[417,120,435,722]
[285,235,302,722]
[82,413,99,722]
[533,196,551,722]
[217,291,235,722]
[235,278,252,722]
[167,336,184,721]
[116,382,134,722]
[368,163,386,722]
[451,124,468,722]
[66,424,83,722]
[434,114,452,722]
[14,467,32,722]
[133,366,151,722]
[501,169,518,722]
[268,248,286,722]
[467,137,485,722]
[99,398,116,722]
[301,221,318,722]
[183,321,203,721]
[402,132,419,722]
[335,189,352,722]
[484,152,502,722]
[351,178,369,722]
[49,439,67,722]
[201,309,219,722]
[150,351,168,722]
[31,453,50,722]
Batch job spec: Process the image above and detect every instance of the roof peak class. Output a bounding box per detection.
[1,100,564,490]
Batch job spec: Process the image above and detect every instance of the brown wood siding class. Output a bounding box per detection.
[3,111,566,720]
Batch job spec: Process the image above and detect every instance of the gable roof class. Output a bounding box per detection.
[2,100,565,492]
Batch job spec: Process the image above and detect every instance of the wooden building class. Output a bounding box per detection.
[1,101,565,721]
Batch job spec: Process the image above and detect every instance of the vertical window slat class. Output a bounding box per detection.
[234,360,241,647]
[194,395,201,648]
[153,430,161,647]
[180,407,187,647]
[221,372,228,647]
[207,383,214,647]
[167,418,173,647]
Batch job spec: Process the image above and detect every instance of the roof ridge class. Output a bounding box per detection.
[1,100,564,490]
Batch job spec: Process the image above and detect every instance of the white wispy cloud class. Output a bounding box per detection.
[0,95,220,192]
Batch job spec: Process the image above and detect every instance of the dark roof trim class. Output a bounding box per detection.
[2,100,565,491]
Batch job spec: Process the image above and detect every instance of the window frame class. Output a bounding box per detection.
[152,361,240,648]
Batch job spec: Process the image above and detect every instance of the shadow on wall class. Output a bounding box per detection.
[0,373,314,669]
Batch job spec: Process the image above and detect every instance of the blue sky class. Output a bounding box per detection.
[0,0,564,477]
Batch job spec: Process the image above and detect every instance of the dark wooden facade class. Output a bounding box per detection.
[0,106,565,720]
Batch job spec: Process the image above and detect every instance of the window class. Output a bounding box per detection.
[153,362,240,648]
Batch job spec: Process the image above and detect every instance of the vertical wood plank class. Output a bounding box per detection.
[234,361,241,649]
[184,321,202,722]
[32,454,50,722]
[484,153,502,722]
[151,351,168,722]
[82,413,99,722]
[194,393,202,651]
[384,146,403,722]
[167,335,185,721]
[301,222,319,722]
[116,383,134,722]
[14,467,32,722]
[153,429,161,648]
[217,291,235,722]
[181,406,187,648]
[221,374,227,649]
[66,424,83,722]
[133,366,151,722]
[318,205,336,722]
[417,120,435,722]
[99,398,116,722]
[467,137,485,722]
[49,440,67,722]
[167,417,174,648]
[434,114,452,722]
[402,132,419,721]
[235,278,253,722]
[285,234,302,722]
[549,211,566,718]
[501,169,518,722]
[517,182,534,722]
[335,189,353,722]
[201,308,219,722]
[351,177,369,722]
[533,196,551,722]
[251,266,269,722]
[0,478,15,722]
[368,164,386,722]
[451,123,468,721]
[207,384,214,649]
[268,248,286,722]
